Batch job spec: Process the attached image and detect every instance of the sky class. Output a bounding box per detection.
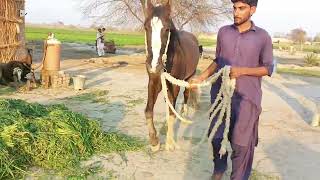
[25,0,319,37]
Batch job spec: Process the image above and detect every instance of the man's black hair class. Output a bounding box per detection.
[231,0,258,7]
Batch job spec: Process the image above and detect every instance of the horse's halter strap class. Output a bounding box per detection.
[162,30,171,65]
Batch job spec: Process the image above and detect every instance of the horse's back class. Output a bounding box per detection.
[171,31,200,80]
[179,31,199,47]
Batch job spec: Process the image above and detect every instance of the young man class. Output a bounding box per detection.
[96,28,105,57]
[190,0,273,179]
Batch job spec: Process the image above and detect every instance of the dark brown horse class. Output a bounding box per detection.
[144,0,201,151]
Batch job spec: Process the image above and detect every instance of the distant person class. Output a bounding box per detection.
[96,28,105,57]
[102,27,106,38]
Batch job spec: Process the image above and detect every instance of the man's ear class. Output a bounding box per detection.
[250,6,256,16]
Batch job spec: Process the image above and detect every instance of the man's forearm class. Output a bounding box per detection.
[238,67,269,77]
[198,62,218,81]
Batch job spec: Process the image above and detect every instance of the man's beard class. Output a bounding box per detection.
[234,15,250,26]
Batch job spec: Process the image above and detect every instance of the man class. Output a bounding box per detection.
[96,28,105,57]
[190,0,273,179]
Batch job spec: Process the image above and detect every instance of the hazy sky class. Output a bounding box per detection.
[26,0,319,37]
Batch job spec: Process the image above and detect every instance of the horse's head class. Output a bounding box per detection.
[144,0,172,74]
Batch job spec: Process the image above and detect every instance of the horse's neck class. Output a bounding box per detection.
[165,29,181,73]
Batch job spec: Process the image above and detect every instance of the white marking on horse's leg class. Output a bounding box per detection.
[150,17,163,72]
[182,103,189,117]
[165,115,180,151]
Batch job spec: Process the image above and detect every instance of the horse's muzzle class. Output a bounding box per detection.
[146,63,164,75]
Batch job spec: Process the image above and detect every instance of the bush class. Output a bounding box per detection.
[304,53,319,66]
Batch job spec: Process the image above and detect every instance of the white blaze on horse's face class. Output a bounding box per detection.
[150,17,164,73]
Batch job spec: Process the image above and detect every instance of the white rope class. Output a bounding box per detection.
[162,31,171,64]
[161,66,236,158]
[145,32,148,57]
[161,73,193,124]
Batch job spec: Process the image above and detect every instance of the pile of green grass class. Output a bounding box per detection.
[0,99,145,179]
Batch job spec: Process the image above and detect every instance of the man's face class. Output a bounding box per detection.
[233,2,256,26]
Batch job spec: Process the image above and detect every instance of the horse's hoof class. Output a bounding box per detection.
[165,140,180,151]
[150,142,161,152]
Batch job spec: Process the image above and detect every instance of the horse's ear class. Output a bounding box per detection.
[165,0,172,11]
[146,0,153,10]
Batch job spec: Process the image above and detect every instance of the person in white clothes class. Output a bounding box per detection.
[96,28,105,57]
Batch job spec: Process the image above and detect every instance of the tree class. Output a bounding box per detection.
[314,33,320,42]
[290,28,307,51]
[80,0,232,31]
[290,28,307,44]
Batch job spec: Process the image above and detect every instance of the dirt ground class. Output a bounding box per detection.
[2,43,320,180]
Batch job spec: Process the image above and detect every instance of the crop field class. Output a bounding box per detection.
[26,26,216,47]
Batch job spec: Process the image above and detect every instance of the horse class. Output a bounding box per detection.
[144,0,201,151]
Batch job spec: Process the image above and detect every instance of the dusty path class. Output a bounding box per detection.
[2,44,320,179]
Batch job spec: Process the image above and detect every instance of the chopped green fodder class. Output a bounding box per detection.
[0,99,145,179]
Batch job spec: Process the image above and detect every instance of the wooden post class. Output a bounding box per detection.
[15,0,27,61]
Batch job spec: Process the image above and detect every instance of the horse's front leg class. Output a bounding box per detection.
[145,74,162,152]
[165,83,180,151]
[181,82,199,117]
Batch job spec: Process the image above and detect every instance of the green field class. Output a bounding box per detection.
[277,67,320,77]
[26,26,215,47]
[26,26,145,46]
[26,26,320,54]
[273,42,320,54]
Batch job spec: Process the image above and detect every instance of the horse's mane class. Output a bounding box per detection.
[165,20,180,73]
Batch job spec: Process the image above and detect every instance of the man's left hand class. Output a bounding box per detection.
[230,67,244,79]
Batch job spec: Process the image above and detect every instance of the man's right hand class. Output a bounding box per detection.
[188,77,203,89]
[188,62,217,89]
